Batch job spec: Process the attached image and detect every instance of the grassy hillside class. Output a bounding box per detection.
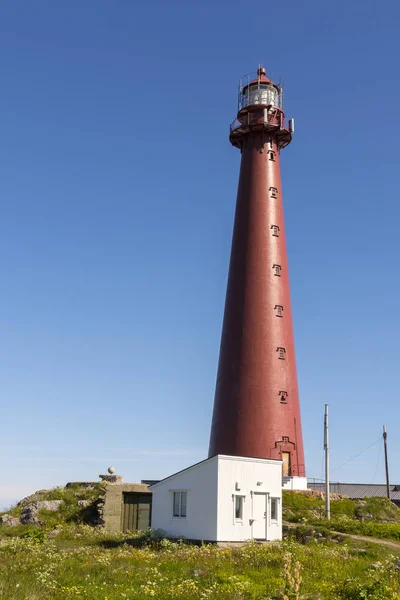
[0,483,400,600]
[283,490,400,522]
[1,486,400,598]
[0,483,106,535]
[283,490,400,541]
[1,526,400,599]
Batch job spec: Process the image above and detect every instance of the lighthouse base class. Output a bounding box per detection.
[282,476,308,491]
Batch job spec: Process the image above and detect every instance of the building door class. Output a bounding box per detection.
[252,493,267,539]
[122,493,151,533]
[282,452,291,476]
[137,496,151,531]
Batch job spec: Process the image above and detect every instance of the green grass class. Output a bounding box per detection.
[319,518,400,541]
[2,486,400,598]
[1,526,400,599]
[0,484,400,600]
[0,483,106,532]
[283,491,400,524]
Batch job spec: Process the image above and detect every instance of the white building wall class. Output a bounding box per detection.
[151,455,283,543]
[216,456,282,542]
[151,456,218,541]
[282,476,308,491]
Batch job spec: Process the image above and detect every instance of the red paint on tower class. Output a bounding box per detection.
[208,68,305,477]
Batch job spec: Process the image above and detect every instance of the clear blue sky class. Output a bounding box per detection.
[1,0,399,507]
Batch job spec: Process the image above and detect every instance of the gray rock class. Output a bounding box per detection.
[33,500,63,512]
[20,506,41,525]
[17,490,47,507]
[19,500,62,525]
[99,474,123,484]
[66,482,97,490]
[48,528,61,539]
[0,514,20,527]
[77,500,91,508]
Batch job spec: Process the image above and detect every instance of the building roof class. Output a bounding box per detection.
[150,454,282,488]
[149,456,217,488]
[308,482,400,501]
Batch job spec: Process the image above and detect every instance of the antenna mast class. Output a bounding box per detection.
[324,404,330,519]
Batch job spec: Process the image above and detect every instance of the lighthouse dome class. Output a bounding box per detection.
[240,68,280,110]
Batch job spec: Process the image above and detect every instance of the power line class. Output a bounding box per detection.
[331,436,381,473]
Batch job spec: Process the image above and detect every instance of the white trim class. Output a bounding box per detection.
[233,494,245,523]
[270,497,279,523]
[171,490,187,519]
[251,492,268,540]
[218,455,283,466]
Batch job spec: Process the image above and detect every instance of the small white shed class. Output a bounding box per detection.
[150,454,282,542]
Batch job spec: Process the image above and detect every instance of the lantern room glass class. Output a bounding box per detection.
[243,84,278,108]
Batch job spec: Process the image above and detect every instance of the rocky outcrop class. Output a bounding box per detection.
[17,490,48,507]
[20,506,42,526]
[32,500,63,512]
[4,482,108,529]
[0,514,19,527]
[91,497,105,526]
[66,482,98,490]
[19,500,63,525]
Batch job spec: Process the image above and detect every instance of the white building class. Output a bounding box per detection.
[282,475,308,491]
[150,454,282,542]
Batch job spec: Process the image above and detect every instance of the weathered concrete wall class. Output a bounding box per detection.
[102,483,151,532]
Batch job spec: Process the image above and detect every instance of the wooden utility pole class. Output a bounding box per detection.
[324,404,330,519]
[383,425,390,499]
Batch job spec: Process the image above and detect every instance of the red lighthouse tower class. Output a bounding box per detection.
[208,67,305,480]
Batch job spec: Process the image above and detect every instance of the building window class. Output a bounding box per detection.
[271,224,280,237]
[279,390,288,403]
[275,305,283,317]
[269,151,276,161]
[235,496,244,520]
[172,491,187,518]
[269,187,278,199]
[277,347,286,360]
[271,498,278,521]
[273,264,282,276]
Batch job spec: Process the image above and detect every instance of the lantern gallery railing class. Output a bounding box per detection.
[230,109,287,135]
[237,71,284,112]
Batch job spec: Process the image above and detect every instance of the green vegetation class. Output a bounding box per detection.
[0,483,105,535]
[0,486,400,598]
[283,490,400,542]
[283,490,400,524]
[319,518,400,541]
[1,526,400,599]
